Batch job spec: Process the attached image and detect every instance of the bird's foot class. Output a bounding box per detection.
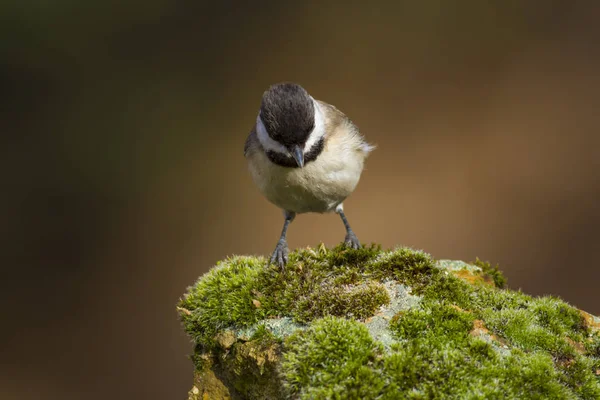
[270,239,289,270]
[344,231,361,249]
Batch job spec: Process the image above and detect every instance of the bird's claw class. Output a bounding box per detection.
[270,239,289,270]
[344,232,361,249]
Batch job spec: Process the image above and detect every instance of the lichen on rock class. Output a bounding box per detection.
[177,244,600,399]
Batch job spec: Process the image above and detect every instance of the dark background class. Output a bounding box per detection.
[2,1,599,399]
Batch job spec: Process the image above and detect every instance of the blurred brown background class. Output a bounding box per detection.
[2,1,599,399]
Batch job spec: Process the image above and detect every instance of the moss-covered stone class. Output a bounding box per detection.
[178,245,600,399]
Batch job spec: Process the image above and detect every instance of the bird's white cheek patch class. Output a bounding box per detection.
[304,99,326,154]
[256,115,288,155]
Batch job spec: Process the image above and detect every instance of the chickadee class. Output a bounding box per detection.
[244,83,374,268]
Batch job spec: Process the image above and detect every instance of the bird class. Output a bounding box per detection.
[244,82,374,268]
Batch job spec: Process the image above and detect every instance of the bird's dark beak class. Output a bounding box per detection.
[291,145,304,168]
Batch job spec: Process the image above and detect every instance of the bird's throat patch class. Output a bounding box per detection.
[265,137,325,168]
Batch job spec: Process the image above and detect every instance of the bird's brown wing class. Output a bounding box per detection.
[317,100,374,153]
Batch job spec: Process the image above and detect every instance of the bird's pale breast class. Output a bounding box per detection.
[247,127,368,214]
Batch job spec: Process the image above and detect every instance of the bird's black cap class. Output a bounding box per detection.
[260,83,315,148]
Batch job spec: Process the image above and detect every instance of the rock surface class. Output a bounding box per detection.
[177,245,600,399]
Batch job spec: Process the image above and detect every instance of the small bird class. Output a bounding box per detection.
[244,82,374,268]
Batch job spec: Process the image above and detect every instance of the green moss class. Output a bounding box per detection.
[473,257,507,288]
[382,339,572,399]
[529,296,587,336]
[257,245,392,323]
[366,247,438,292]
[178,256,266,344]
[586,332,600,358]
[390,303,476,340]
[282,317,385,399]
[322,242,383,270]
[249,323,281,345]
[417,273,600,397]
[423,272,529,311]
[482,307,576,357]
[478,296,600,398]
[386,303,581,399]
[293,280,390,322]
[179,244,600,399]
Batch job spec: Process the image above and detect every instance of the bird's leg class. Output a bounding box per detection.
[270,210,296,269]
[335,204,361,249]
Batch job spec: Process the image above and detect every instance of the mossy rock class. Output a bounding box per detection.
[178,244,600,399]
